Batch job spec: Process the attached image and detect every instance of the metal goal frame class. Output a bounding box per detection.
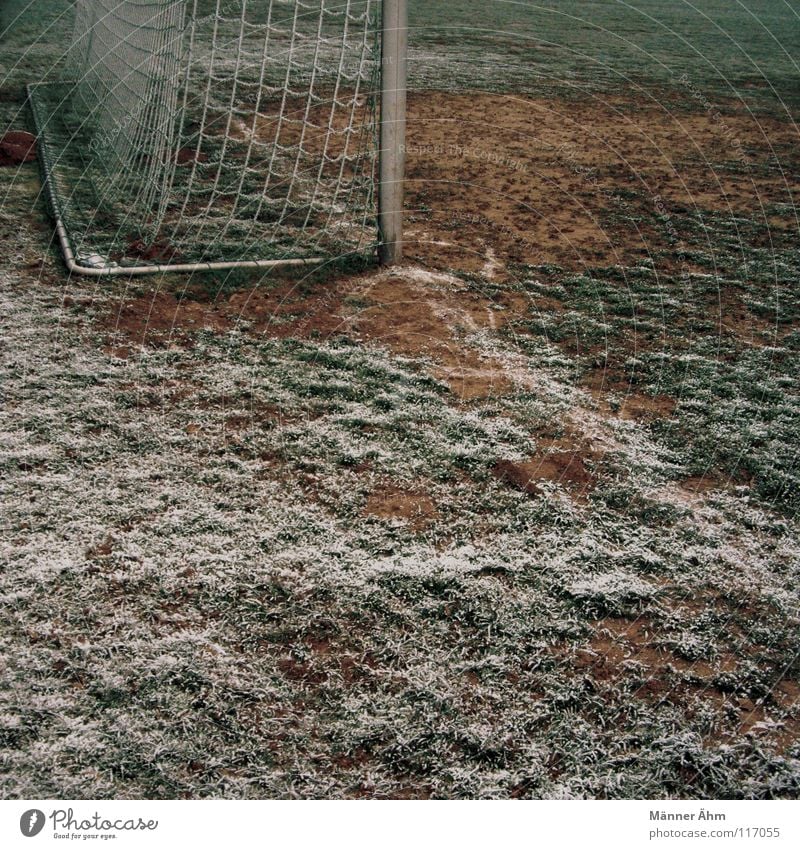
[29,0,407,277]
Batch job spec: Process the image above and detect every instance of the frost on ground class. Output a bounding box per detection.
[1,0,799,801]
[1,243,798,798]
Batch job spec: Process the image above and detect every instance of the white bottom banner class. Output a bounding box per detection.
[1,800,798,849]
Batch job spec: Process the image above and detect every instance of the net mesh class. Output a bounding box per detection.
[30,0,381,269]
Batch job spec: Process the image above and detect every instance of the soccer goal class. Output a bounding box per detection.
[28,0,407,276]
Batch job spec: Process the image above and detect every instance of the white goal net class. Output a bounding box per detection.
[29,0,382,273]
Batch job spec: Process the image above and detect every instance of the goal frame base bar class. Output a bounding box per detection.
[28,82,336,278]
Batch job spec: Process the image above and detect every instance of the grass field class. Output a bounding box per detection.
[0,1,798,799]
[408,1,800,108]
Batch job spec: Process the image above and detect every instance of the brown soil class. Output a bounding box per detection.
[492,429,600,502]
[176,147,209,166]
[0,130,36,166]
[224,93,373,167]
[104,291,233,350]
[118,238,183,264]
[96,90,799,500]
[348,270,515,400]
[102,269,518,399]
[618,394,678,421]
[363,483,438,531]
[101,89,798,362]
[124,89,798,284]
[403,92,799,274]
[716,287,784,347]
[570,613,800,754]
[576,616,668,679]
[679,473,736,494]
[582,367,678,420]
[493,451,594,501]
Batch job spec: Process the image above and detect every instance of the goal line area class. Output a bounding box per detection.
[29,0,386,276]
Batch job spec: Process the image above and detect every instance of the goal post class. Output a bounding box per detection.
[378,0,407,266]
[28,0,408,277]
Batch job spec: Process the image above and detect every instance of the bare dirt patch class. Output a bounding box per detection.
[679,473,738,494]
[117,238,184,265]
[582,367,678,421]
[715,288,784,347]
[363,483,438,531]
[616,394,678,421]
[492,431,599,502]
[83,87,797,295]
[564,614,800,754]
[97,91,799,413]
[101,268,518,400]
[577,616,668,679]
[224,92,372,165]
[104,291,232,349]
[596,601,798,751]
[348,268,514,400]
[403,91,799,274]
